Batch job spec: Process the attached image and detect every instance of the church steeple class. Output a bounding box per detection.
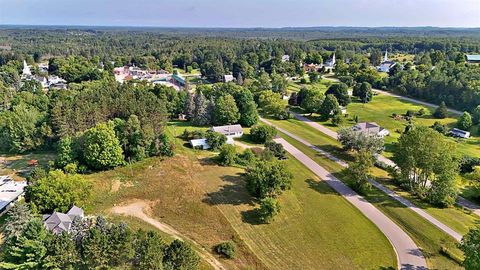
[22,60,31,76]
[383,50,388,62]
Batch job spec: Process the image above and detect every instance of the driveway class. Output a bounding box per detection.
[274,138,428,270]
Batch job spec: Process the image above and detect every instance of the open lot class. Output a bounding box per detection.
[82,122,397,270]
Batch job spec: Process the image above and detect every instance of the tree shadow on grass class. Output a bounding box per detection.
[305,178,339,196]
[202,174,256,207]
[240,208,266,225]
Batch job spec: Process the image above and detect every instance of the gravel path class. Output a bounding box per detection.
[111,201,227,270]
[274,138,428,270]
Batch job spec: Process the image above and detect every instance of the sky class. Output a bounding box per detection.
[1,0,479,28]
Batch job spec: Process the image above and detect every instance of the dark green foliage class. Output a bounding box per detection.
[56,136,75,168]
[217,144,237,166]
[318,94,341,120]
[214,241,237,259]
[250,125,277,143]
[245,160,293,199]
[236,148,257,166]
[43,232,79,269]
[460,156,480,174]
[433,101,449,119]
[345,150,373,193]
[431,121,448,135]
[352,82,373,103]
[205,131,227,150]
[325,83,350,106]
[460,225,480,270]
[192,91,210,126]
[264,141,286,159]
[235,90,259,127]
[163,239,200,270]
[472,105,480,125]
[25,169,91,214]
[258,197,281,223]
[134,230,166,270]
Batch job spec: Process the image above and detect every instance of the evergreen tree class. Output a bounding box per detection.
[213,95,240,125]
[433,101,448,119]
[318,94,341,120]
[183,92,195,120]
[236,72,244,86]
[134,230,166,270]
[163,240,199,270]
[192,92,209,126]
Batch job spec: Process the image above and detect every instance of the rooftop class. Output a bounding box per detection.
[211,124,243,135]
[466,55,480,61]
[0,177,27,212]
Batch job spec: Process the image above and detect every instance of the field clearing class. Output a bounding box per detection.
[300,93,480,158]
[82,121,398,270]
[0,152,56,180]
[276,129,465,269]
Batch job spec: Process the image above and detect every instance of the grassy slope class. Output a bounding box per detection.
[269,117,474,269]
[84,121,397,270]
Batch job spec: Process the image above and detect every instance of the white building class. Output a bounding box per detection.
[190,138,211,150]
[450,128,470,139]
[224,74,234,83]
[211,124,243,138]
[282,55,290,62]
[22,60,32,77]
[377,50,397,73]
[0,176,27,214]
[353,122,390,137]
[324,53,336,69]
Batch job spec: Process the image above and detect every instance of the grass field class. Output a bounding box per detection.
[276,129,465,269]
[300,93,480,158]
[82,121,398,270]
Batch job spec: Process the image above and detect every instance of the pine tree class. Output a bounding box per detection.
[192,92,209,126]
[183,92,195,120]
[434,101,448,119]
[236,72,244,86]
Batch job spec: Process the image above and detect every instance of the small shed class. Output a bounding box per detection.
[450,128,470,139]
[190,139,211,150]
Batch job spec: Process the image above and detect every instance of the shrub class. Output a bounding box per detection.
[258,197,281,223]
[214,241,236,259]
[264,141,286,159]
[236,148,256,166]
[217,145,237,166]
[250,125,277,143]
[205,131,227,150]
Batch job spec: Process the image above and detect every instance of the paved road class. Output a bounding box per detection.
[275,138,428,270]
[261,117,463,242]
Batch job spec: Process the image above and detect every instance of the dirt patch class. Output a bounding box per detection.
[110,179,134,193]
[110,200,227,270]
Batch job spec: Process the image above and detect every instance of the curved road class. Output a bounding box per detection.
[274,138,428,270]
[264,115,463,241]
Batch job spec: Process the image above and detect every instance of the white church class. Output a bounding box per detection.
[377,50,397,73]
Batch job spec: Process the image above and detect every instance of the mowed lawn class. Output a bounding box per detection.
[268,117,472,269]
[84,122,397,270]
[304,93,480,158]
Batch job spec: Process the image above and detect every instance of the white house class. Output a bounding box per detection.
[224,74,234,83]
[211,124,243,138]
[281,55,290,62]
[324,53,336,69]
[450,128,470,139]
[42,205,84,234]
[190,138,211,150]
[0,176,27,214]
[353,122,390,137]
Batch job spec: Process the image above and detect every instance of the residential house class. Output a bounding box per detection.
[0,176,27,214]
[352,122,390,137]
[42,205,84,234]
[450,128,470,139]
[224,74,234,83]
[211,124,243,138]
[282,55,290,62]
[303,63,321,73]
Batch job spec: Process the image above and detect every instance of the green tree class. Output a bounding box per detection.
[183,92,195,120]
[325,83,350,106]
[214,241,236,259]
[258,90,286,119]
[337,128,385,154]
[308,71,320,83]
[25,169,91,213]
[205,131,227,151]
[458,111,473,130]
[258,197,281,223]
[217,144,237,166]
[345,150,373,192]
[163,240,200,270]
[81,121,124,170]
[245,160,292,198]
[300,89,324,115]
[394,126,459,206]
[318,94,341,120]
[433,101,448,119]
[43,232,79,269]
[264,141,286,159]
[460,225,480,270]
[192,91,210,126]
[55,136,75,169]
[214,94,240,125]
[472,105,480,125]
[250,125,277,143]
[0,218,49,270]
[235,90,259,127]
[353,82,373,103]
[134,230,166,270]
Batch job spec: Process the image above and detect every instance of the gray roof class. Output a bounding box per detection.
[466,55,480,61]
[43,205,84,234]
[353,122,385,135]
[211,124,243,135]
